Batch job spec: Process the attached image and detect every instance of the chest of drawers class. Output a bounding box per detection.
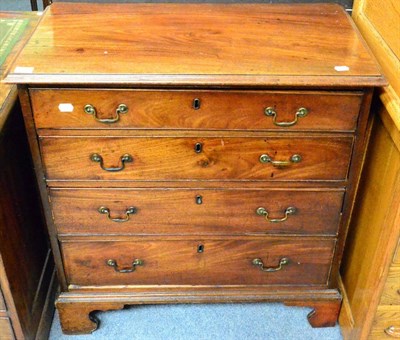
[5,3,385,334]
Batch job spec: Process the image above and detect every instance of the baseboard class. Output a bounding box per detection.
[338,275,355,339]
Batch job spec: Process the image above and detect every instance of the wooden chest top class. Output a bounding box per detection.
[5,3,384,87]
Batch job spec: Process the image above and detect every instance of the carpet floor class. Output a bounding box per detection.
[49,303,343,340]
[0,1,37,11]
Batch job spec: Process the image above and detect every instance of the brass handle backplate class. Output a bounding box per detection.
[259,153,301,167]
[264,107,308,127]
[252,257,289,272]
[98,206,137,222]
[90,153,133,172]
[84,103,128,123]
[106,259,143,273]
[384,326,400,338]
[256,206,296,223]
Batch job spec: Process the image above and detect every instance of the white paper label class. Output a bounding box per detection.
[334,65,350,72]
[58,103,74,112]
[14,66,34,73]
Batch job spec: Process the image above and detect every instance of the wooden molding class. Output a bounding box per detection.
[352,0,400,95]
[379,86,400,149]
[338,275,355,339]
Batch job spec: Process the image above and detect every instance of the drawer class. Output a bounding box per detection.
[380,265,400,306]
[40,136,353,182]
[61,238,335,287]
[0,317,14,340]
[370,306,400,339]
[30,89,362,131]
[50,188,344,236]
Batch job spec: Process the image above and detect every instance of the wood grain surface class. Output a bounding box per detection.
[379,266,400,306]
[40,136,353,182]
[55,288,342,334]
[394,241,400,264]
[338,0,400,338]
[0,102,49,336]
[340,113,400,339]
[285,300,342,328]
[363,0,400,60]
[61,238,335,286]
[50,188,344,236]
[30,89,362,131]
[370,306,400,339]
[0,11,38,133]
[0,290,5,311]
[0,98,55,340]
[5,3,384,87]
[0,12,57,340]
[0,317,14,340]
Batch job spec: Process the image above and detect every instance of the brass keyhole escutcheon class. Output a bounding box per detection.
[195,195,203,204]
[194,142,203,153]
[192,98,201,110]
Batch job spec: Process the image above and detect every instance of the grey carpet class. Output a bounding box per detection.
[0,1,38,11]
[49,303,342,340]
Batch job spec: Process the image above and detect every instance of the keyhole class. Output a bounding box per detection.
[194,142,203,153]
[195,195,203,205]
[197,244,204,253]
[192,98,201,110]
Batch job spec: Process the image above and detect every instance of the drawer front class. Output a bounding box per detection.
[62,238,335,286]
[380,265,400,306]
[30,89,362,131]
[370,306,400,339]
[0,317,14,340]
[50,188,344,236]
[40,137,353,182]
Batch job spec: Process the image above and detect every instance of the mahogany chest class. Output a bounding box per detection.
[5,3,384,334]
